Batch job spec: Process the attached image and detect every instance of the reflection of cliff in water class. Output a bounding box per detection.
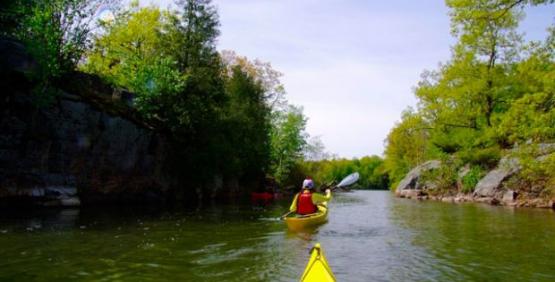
[0,197,288,233]
[0,208,80,232]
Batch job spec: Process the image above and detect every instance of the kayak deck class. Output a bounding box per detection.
[285,202,328,231]
[300,243,336,282]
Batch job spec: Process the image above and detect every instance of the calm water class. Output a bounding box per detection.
[1,191,555,281]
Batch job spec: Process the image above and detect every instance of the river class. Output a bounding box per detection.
[1,191,555,281]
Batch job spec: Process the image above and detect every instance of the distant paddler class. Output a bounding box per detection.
[288,177,331,216]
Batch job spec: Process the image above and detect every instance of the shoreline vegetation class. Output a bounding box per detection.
[0,0,386,207]
[383,0,555,209]
[0,0,315,205]
[1,0,554,209]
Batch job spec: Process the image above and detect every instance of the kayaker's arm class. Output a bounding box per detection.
[289,193,300,212]
[312,189,332,204]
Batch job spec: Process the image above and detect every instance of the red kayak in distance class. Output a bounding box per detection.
[251,192,274,202]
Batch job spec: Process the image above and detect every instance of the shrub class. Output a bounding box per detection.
[461,166,484,193]
[458,146,502,169]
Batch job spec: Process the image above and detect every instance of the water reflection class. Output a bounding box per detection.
[1,192,555,281]
[389,197,555,281]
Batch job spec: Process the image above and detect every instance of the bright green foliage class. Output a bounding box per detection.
[269,106,308,185]
[461,166,485,193]
[420,157,458,195]
[458,146,502,168]
[81,0,283,186]
[384,0,555,191]
[295,156,388,190]
[496,48,555,143]
[83,6,186,116]
[5,0,113,103]
[384,109,432,186]
[4,0,311,190]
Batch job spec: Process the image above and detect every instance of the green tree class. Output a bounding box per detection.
[383,0,555,192]
[384,109,432,186]
[174,0,220,70]
[496,44,555,143]
[221,50,287,110]
[5,0,114,102]
[270,106,308,185]
[445,0,524,129]
[83,5,185,117]
[222,66,271,179]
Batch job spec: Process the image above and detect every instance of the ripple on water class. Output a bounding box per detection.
[1,191,555,282]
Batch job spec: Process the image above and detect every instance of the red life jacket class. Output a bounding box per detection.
[297,191,317,215]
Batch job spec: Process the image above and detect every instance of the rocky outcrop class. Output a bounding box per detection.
[0,37,178,206]
[0,79,176,206]
[396,152,555,209]
[395,160,440,198]
[473,157,520,198]
[0,37,260,207]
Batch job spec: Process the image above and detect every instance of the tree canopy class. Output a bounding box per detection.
[384,0,555,191]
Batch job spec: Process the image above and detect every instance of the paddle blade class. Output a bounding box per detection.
[337,172,359,187]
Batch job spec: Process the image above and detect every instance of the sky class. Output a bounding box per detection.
[152,0,553,158]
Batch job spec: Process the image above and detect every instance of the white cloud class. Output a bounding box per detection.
[282,60,420,158]
[212,0,453,157]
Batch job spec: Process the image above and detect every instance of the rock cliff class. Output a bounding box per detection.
[0,38,180,206]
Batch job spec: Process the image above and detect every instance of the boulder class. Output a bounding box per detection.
[502,190,518,204]
[395,160,441,195]
[0,37,36,74]
[59,197,81,207]
[537,143,555,155]
[473,157,519,198]
[398,189,423,199]
[441,197,454,203]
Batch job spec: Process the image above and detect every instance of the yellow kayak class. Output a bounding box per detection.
[285,202,328,231]
[300,243,336,282]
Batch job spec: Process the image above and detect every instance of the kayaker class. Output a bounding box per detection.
[289,177,331,215]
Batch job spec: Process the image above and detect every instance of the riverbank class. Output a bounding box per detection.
[397,189,555,209]
[395,155,555,210]
[0,38,257,207]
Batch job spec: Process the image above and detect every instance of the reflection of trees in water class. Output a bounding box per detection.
[389,199,555,281]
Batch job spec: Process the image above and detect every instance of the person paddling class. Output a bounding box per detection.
[289,177,331,215]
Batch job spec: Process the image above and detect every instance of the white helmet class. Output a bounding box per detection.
[302,178,314,189]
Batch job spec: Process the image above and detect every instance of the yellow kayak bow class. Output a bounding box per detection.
[300,243,336,282]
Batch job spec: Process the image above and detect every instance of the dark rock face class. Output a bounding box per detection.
[0,37,36,74]
[0,37,178,206]
[0,80,175,205]
[0,37,259,206]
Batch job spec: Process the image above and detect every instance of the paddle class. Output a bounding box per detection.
[331,172,359,190]
[280,173,360,219]
[280,210,294,220]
